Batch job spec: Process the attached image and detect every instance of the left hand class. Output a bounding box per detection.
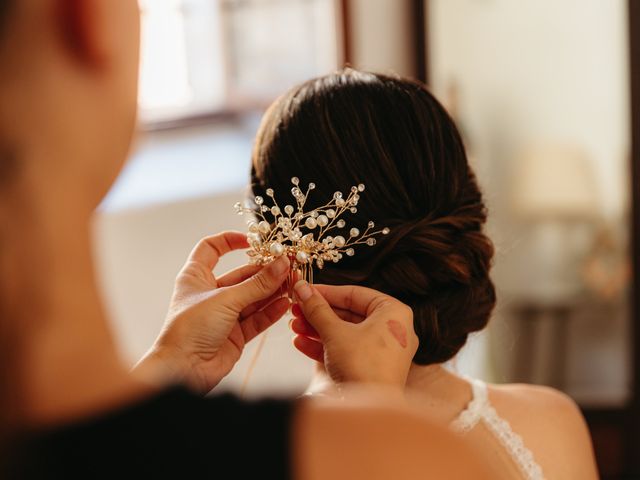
[135,231,291,394]
[289,282,418,389]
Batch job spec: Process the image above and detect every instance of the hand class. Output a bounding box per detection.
[135,232,291,393]
[290,281,418,389]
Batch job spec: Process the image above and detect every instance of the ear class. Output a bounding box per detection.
[57,0,112,67]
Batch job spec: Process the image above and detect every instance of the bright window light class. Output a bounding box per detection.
[138,0,339,124]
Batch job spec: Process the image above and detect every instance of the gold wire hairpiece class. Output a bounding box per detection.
[234,177,390,295]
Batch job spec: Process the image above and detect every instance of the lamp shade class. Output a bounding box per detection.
[511,145,598,220]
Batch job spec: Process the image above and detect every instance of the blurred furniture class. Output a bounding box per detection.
[511,146,599,300]
[508,146,599,391]
[510,300,576,389]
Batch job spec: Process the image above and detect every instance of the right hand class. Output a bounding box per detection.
[291,281,418,388]
[135,232,291,394]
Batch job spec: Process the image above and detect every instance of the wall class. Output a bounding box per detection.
[429,0,630,404]
[94,124,314,398]
[430,0,629,219]
[347,0,416,77]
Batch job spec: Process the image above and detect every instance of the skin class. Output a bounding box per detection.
[3,1,492,478]
[386,320,408,348]
[291,299,600,480]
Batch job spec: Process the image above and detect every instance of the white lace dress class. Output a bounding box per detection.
[450,379,544,480]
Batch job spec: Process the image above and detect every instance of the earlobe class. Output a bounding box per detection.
[57,0,110,67]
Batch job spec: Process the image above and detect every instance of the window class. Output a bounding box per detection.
[138,0,341,124]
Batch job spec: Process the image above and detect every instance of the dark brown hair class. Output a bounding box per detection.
[252,69,496,365]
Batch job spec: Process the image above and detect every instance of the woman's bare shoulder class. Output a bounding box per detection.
[487,383,599,480]
[489,382,581,417]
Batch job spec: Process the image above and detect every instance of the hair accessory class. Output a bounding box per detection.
[234,177,390,287]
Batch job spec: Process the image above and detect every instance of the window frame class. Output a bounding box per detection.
[139,0,348,132]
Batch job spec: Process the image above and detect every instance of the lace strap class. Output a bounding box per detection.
[481,404,544,480]
[450,379,489,433]
[451,379,544,480]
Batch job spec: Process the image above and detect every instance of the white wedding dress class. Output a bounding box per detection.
[450,379,544,480]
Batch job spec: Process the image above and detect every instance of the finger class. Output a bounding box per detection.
[222,256,290,310]
[293,281,341,338]
[240,291,286,320]
[293,335,325,363]
[291,303,304,319]
[290,316,320,340]
[184,232,249,273]
[241,297,291,343]
[331,307,366,324]
[217,264,261,288]
[291,304,363,329]
[313,284,391,317]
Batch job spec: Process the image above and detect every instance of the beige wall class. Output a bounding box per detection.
[347,0,416,77]
[429,0,630,403]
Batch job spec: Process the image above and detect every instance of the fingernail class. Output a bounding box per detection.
[272,256,290,275]
[292,303,303,318]
[294,280,313,302]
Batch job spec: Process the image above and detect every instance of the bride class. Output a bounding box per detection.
[249,69,599,480]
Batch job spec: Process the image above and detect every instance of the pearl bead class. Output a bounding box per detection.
[334,236,346,248]
[270,242,285,257]
[258,221,271,234]
[305,217,318,229]
[336,198,346,207]
[317,215,329,227]
[350,228,360,237]
[326,209,336,218]
[296,251,309,264]
[247,232,261,244]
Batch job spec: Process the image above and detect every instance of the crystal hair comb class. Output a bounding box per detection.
[234,177,390,289]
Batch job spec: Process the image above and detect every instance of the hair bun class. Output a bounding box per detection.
[252,69,496,366]
[363,211,495,364]
[378,204,492,285]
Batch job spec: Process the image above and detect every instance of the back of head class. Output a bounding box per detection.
[252,69,496,365]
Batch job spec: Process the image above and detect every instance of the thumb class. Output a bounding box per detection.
[224,256,290,310]
[294,280,340,338]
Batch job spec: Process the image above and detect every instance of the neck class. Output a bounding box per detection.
[406,363,451,390]
[310,361,472,421]
[15,173,149,426]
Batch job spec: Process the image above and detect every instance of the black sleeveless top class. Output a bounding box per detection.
[9,387,293,479]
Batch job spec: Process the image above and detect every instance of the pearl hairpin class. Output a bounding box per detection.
[234,177,390,285]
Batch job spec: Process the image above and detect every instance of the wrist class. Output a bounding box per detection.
[132,344,191,387]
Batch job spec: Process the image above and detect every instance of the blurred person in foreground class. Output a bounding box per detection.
[0,0,491,479]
